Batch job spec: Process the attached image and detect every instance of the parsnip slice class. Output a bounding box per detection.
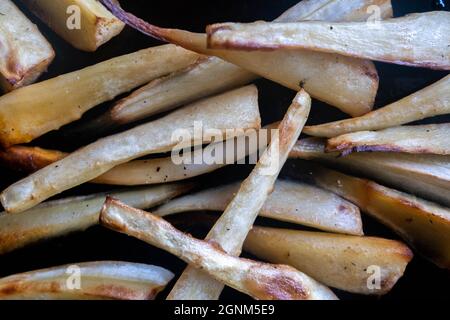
[0,183,193,254]
[21,0,125,51]
[0,0,54,91]
[0,261,173,300]
[277,0,393,23]
[0,45,201,147]
[99,0,387,116]
[304,75,450,137]
[244,227,412,295]
[0,85,260,213]
[207,12,450,70]
[168,90,310,300]
[0,146,66,173]
[327,124,450,155]
[310,166,450,269]
[100,198,337,300]
[291,138,450,206]
[155,180,363,235]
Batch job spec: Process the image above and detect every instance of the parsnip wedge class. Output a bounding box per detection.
[0,183,192,254]
[327,124,450,155]
[304,75,450,137]
[0,261,173,300]
[0,85,260,213]
[0,45,201,147]
[0,0,54,91]
[155,180,363,236]
[168,90,310,300]
[310,166,450,269]
[100,198,337,300]
[244,227,412,295]
[21,0,125,52]
[100,0,386,116]
[89,57,257,129]
[0,126,266,185]
[291,138,450,206]
[207,12,450,70]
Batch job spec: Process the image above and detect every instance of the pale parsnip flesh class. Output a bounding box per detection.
[0,0,54,91]
[0,85,261,213]
[168,90,311,300]
[326,124,450,155]
[21,0,125,51]
[311,167,450,269]
[244,227,412,295]
[0,183,193,254]
[100,199,337,300]
[290,138,450,206]
[100,0,385,116]
[207,12,450,70]
[304,75,450,137]
[155,180,363,235]
[0,45,201,147]
[0,261,173,300]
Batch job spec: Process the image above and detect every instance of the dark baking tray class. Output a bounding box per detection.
[1,0,449,300]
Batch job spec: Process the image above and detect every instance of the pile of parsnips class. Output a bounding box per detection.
[0,0,448,300]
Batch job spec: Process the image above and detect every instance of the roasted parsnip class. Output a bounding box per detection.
[168,90,310,300]
[244,227,412,295]
[0,183,193,254]
[291,138,450,206]
[0,0,54,91]
[100,198,337,300]
[21,0,125,51]
[155,180,363,236]
[326,124,450,155]
[0,261,173,300]
[207,12,450,70]
[100,0,388,116]
[0,146,66,173]
[304,75,450,137]
[311,166,450,269]
[0,45,201,147]
[0,85,260,213]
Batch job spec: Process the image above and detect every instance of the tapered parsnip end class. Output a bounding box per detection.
[0,261,173,300]
[207,12,450,70]
[22,0,125,52]
[155,180,363,236]
[0,45,201,148]
[0,0,54,91]
[244,227,412,295]
[304,75,450,138]
[326,124,450,156]
[311,166,450,269]
[275,0,393,23]
[0,146,66,173]
[100,198,337,300]
[0,85,260,213]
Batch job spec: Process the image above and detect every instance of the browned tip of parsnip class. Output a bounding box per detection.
[0,261,174,300]
[100,198,337,300]
[0,146,66,173]
[326,124,450,156]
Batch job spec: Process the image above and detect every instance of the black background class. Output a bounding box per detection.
[1,0,449,300]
